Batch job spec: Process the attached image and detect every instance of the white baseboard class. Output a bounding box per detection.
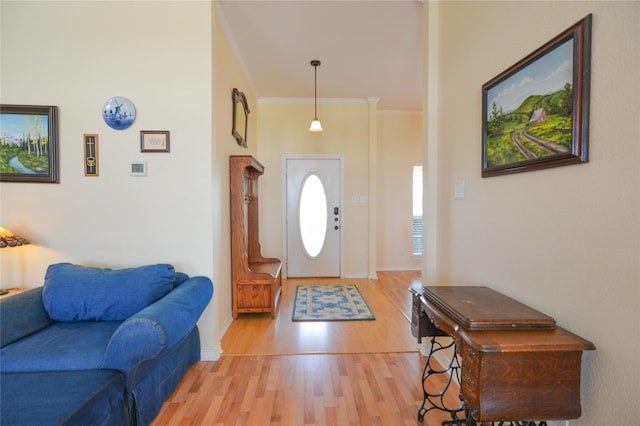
[201,312,233,361]
[201,342,223,361]
[219,314,233,341]
[377,267,421,272]
[341,273,369,279]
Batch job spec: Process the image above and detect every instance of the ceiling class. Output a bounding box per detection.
[216,0,424,111]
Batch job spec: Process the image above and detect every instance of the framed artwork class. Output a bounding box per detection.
[0,104,59,183]
[84,134,99,176]
[481,14,592,177]
[232,88,249,148]
[140,130,170,152]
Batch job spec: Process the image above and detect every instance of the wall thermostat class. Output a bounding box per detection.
[129,161,147,176]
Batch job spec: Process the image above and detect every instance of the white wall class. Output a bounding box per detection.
[426,2,640,424]
[0,1,219,355]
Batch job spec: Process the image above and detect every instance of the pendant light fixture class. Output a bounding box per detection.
[309,59,323,132]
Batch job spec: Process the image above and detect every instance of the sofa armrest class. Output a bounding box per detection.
[101,276,213,373]
[1,288,55,349]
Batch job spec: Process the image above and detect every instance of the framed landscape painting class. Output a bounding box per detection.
[0,104,59,183]
[482,15,591,177]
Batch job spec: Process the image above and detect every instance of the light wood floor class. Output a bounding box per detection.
[220,273,423,355]
[153,272,459,425]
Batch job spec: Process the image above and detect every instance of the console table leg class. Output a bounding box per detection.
[417,336,465,423]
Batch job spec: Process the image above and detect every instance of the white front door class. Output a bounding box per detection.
[285,157,341,277]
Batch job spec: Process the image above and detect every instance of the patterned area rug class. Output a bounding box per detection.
[292,285,375,321]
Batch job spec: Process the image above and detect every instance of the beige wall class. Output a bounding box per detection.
[377,111,422,270]
[256,100,372,277]
[212,4,259,351]
[255,101,423,277]
[0,1,222,356]
[426,2,639,424]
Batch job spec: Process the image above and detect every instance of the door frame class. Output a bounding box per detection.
[281,154,344,279]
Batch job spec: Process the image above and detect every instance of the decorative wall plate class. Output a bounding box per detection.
[102,96,136,130]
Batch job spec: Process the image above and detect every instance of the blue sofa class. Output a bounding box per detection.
[0,263,213,426]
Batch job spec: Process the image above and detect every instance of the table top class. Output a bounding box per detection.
[421,286,594,352]
[423,286,556,330]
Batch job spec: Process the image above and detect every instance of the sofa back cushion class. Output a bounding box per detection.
[42,263,176,321]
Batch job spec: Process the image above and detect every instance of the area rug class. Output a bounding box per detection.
[292,285,376,321]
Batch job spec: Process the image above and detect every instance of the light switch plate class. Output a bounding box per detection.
[454,182,465,200]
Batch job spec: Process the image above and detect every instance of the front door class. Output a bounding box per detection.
[285,157,341,277]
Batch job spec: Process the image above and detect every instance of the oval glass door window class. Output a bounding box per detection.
[299,174,328,258]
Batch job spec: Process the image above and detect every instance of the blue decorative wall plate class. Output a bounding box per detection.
[102,96,136,130]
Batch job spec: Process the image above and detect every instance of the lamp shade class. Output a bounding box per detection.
[0,227,30,248]
[309,119,323,132]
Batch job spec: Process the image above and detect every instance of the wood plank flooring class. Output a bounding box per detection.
[153,272,461,425]
[220,274,421,355]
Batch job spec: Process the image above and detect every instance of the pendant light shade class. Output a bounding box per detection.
[309,119,323,132]
[309,59,323,132]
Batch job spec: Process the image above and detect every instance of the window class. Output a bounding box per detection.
[299,174,328,258]
[412,165,423,256]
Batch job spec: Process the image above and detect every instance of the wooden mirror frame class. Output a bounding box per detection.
[232,88,249,148]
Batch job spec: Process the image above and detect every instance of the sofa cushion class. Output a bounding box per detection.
[0,321,122,372]
[42,263,176,322]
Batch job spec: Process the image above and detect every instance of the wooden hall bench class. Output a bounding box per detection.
[230,155,282,319]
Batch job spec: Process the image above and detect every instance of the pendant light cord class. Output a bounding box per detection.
[314,63,318,119]
[309,59,323,132]
[311,59,321,119]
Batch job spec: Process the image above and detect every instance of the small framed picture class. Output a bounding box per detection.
[140,130,170,152]
[130,161,147,176]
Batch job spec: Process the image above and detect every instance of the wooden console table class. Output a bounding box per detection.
[411,286,595,425]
